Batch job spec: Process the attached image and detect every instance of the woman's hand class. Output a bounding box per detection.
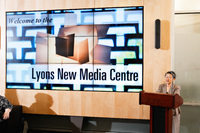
[2,108,11,120]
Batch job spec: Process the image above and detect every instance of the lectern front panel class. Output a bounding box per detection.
[152,106,165,133]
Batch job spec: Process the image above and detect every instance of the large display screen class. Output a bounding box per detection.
[6,7,143,92]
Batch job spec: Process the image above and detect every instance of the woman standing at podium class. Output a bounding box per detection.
[157,71,181,133]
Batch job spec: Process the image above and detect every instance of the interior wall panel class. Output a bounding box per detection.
[2,0,173,119]
[143,0,172,93]
[94,0,143,8]
[5,0,95,11]
[0,0,6,95]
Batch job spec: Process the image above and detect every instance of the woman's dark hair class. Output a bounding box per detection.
[165,71,176,79]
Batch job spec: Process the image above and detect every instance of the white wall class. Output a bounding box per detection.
[174,0,200,104]
[175,0,200,12]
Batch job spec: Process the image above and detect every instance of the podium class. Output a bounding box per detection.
[139,91,183,133]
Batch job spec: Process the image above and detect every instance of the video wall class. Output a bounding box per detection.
[6,7,143,92]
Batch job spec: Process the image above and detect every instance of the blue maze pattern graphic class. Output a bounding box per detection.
[6,7,143,92]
